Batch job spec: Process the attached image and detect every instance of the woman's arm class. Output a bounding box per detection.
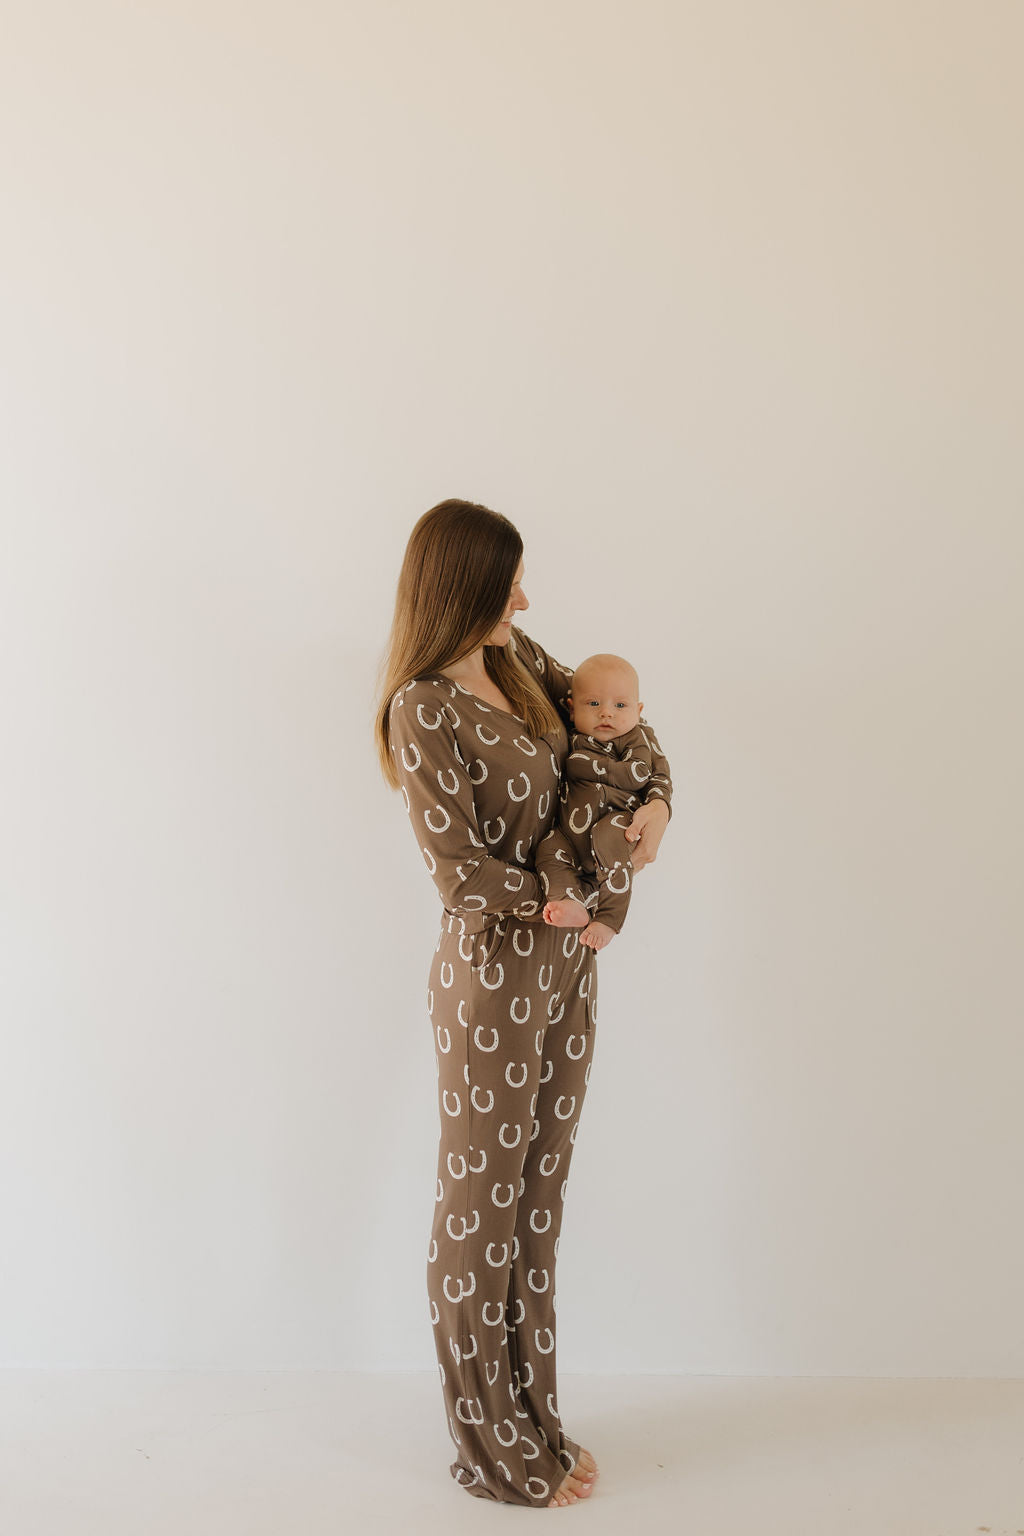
[510,626,574,716]
[389,681,543,919]
[627,718,673,870]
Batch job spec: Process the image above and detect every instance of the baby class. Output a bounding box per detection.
[535,653,671,951]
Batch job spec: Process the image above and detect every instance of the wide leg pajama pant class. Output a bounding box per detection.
[427,908,598,1506]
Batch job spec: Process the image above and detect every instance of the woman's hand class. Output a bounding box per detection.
[624,798,669,871]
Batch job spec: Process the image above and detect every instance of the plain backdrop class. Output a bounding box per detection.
[1,1,1021,1375]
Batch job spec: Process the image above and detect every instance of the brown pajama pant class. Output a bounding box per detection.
[427,909,597,1506]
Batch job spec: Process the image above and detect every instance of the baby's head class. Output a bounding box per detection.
[568,654,644,741]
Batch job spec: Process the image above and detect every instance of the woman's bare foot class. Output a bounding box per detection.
[548,1446,599,1506]
[543,897,590,928]
[579,920,615,951]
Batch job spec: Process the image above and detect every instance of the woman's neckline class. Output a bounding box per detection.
[427,670,526,724]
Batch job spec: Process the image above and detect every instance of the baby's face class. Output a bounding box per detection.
[569,664,643,740]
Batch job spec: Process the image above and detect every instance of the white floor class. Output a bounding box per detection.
[1,1370,1023,1535]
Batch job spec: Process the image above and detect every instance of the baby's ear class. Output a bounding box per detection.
[566,692,575,718]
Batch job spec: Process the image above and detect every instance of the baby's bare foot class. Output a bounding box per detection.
[579,921,615,950]
[543,897,590,928]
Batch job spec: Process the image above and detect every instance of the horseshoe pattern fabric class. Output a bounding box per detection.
[534,721,673,935]
[388,628,637,1505]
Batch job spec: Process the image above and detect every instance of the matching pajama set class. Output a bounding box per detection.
[389,628,672,1506]
[534,722,673,935]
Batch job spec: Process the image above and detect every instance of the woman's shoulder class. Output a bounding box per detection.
[389,674,459,726]
[511,626,574,690]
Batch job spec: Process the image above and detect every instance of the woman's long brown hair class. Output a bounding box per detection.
[375,499,563,787]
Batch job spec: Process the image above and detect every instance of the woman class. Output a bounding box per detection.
[374,500,670,1507]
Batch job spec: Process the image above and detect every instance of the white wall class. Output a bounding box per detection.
[1,0,1021,1373]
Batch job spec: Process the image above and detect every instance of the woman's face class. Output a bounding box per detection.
[484,557,528,645]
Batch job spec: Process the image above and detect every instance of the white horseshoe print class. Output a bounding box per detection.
[467,1145,487,1172]
[443,1272,477,1302]
[467,757,488,783]
[436,766,460,795]
[494,1417,517,1447]
[483,816,505,844]
[486,1241,510,1267]
[422,846,436,874]
[534,1028,544,1055]
[507,772,530,802]
[428,1299,439,1323]
[416,704,443,730]
[539,1059,553,1083]
[436,1177,444,1202]
[535,1326,555,1354]
[439,961,454,989]
[513,734,537,756]
[527,1268,550,1293]
[566,1033,586,1060]
[427,1237,438,1262]
[479,962,504,991]
[426,988,434,1017]
[456,1396,485,1424]
[538,789,551,818]
[562,931,579,958]
[525,1477,549,1499]
[498,1121,522,1148]
[539,1151,560,1175]
[447,1152,466,1179]
[505,1061,528,1088]
[521,1433,540,1458]
[471,1086,494,1112]
[606,866,630,893]
[547,1393,558,1418]
[458,933,475,962]
[447,1210,480,1240]
[529,1207,552,1232]
[457,999,470,1027]
[488,1362,502,1387]
[510,996,530,1023]
[568,803,593,834]
[481,1301,504,1327]
[436,1025,451,1053]
[442,1089,461,1117]
[474,1024,499,1051]
[537,963,552,991]
[400,741,421,772]
[476,723,500,746]
[491,1182,515,1208]
[512,927,535,956]
[424,804,451,834]
[554,1094,577,1120]
[631,758,651,781]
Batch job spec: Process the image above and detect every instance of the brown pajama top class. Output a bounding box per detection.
[534,721,673,935]
[389,627,672,1507]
